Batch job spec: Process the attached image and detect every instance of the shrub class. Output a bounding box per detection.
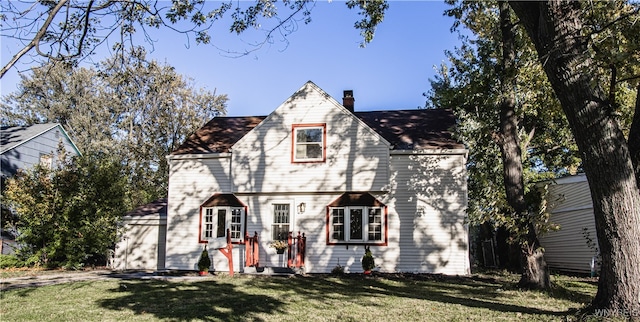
[198,247,211,272]
[0,254,24,268]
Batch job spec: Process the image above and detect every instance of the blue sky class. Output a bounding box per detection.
[1,1,462,117]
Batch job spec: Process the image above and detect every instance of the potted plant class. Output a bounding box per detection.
[362,246,375,274]
[198,246,211,276]
[269,240,288,254]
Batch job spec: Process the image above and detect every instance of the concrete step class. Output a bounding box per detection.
[243,266,300,275]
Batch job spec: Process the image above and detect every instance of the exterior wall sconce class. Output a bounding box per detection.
[298,202,306,214]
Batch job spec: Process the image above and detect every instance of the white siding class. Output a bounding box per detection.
[114,216,166,271]
[539,175,598,273]
[165,155,232,270]
[165,151,470,275]
[231,83,389,193]
[385,152,470,275]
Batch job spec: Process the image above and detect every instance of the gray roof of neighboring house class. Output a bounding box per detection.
[171,108,464,155]
[0,123,81,155]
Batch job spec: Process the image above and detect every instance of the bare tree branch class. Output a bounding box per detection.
[1,0,70,78]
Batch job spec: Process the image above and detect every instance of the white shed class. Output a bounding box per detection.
[114,198,167,271]
[539,174,599,274]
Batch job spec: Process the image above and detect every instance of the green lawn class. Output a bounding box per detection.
[0,272,600,321]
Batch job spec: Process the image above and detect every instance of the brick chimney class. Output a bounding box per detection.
[342,90,354,112]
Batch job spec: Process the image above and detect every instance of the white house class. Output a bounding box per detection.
[164,81,470,275]
[539,174,599,274]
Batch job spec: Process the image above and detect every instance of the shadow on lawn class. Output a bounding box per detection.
[98,274,590,320]
[245,274,569,317]
[98,280,285,321]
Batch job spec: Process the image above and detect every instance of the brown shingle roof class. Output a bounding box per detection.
[171,109,463,155]
[125,198,167,218]
[172,116,266,155]
[355,109,463,150]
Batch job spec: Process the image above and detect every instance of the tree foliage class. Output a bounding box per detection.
[2,151,129,269]
[1,0,388,78]
[1,49,227,205]
[427,1,577,244]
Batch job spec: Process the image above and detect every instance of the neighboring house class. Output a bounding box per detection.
[114,198,167,271]
[164,81,470,274]
[539,174,599,274]
[1,123,81,255]
[1,123,81,178]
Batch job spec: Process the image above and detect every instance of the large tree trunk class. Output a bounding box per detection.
[510,0,640,314]
[496,1,550,290]
[629,85,640,188]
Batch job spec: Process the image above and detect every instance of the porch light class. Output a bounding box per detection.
[298,202,306,214]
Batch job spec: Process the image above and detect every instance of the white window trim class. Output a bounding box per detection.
[329,206,384,244]
[271,201,294,241]
[292,125,325,162]
[201,206,245,243]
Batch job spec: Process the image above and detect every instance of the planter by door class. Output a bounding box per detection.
[277,249,285,254]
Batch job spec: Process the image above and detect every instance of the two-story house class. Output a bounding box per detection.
[164,81,470,274]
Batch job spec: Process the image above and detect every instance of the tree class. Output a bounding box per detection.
[509,0,640,315]
[2,151,129,268]
[1,49,227,205]
[428,0,580,288]
[0,0,386,78]
[495,1,549,289]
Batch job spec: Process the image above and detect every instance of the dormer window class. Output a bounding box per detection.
[292,124,326,163]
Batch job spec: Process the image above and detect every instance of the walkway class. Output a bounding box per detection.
[1,270,212,291]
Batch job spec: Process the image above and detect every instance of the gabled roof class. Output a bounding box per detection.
[200,193,246,208]
[171,108,463,155]
[328,192,386,207]
[172,116,265,155]
[0,123,81,155]
[356,109,463,150]
[125,198,168,218]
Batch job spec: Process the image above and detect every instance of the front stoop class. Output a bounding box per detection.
[243,266,303,276]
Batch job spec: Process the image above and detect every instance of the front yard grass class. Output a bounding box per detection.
[0,271,599,321]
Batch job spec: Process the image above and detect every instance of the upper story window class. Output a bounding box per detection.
[292,124,326,163]
[39,153,53,169]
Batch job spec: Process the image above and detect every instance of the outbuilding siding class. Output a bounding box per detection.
[539,175,598,273]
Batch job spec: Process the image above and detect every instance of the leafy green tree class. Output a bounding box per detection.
[2,152,129,268]
[427,0,580,288]
[1,49,227,205]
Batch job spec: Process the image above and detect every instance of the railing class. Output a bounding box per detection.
[241,231,306,270]
[218,228,234,276]
[287,231,306,269]
[244,231,260,267]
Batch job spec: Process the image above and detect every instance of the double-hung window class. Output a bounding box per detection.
[328,206,385,244]
[201,206,245,243]
[292,124,326,162]
[272,203,290,240]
